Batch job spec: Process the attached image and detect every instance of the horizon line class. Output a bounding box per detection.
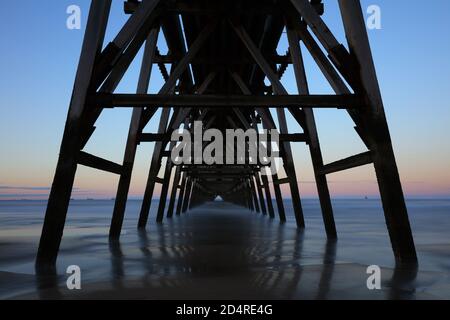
[1,196,450,202]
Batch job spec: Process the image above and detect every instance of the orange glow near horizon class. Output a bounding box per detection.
[1,148,449,200]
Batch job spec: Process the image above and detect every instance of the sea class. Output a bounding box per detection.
[0,199,449,299]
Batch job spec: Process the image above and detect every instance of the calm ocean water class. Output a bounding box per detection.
[0,199,450,299]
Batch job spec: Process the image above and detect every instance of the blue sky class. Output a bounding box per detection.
[0,0,450,199]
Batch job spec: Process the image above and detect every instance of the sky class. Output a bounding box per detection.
[0,0,450,200]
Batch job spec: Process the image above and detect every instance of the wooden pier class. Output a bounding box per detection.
[36,0,417,267]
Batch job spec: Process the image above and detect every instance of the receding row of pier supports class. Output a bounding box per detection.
[37,0,417,268]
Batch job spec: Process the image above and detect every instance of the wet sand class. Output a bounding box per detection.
[1,200,450,299]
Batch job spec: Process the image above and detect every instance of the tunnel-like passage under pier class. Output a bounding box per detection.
[36,0,417,268]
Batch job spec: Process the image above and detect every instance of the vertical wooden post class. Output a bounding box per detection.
[176,171,187,215]
[261,172,275,218]
[250,176,261,213]
[254,174,267,215]
[156,142,176,223]
[275,108,304,226]
[36,1,112,266]
[272,174,287,222]
[261,112,287,222]
[253,179,261,212]
[167,165,182,218]
[261,173,275,219]
[259,112,286,222]
[287,25,337,238]
[338,0,417,263]
[110,27,159,239]
[182,177,193,213]
[247,179,255,211]
[250,114,267,216]
[138,107,171,228]
[167,117,192,219]
[187,179,196,211]
[176,120,192,216]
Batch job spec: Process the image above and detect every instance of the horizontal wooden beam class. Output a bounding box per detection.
[192,174,250,179]
[199,179,241,183]
[188,170,252,175]
[182,165,259,170]
[140,133,307,143]
[154,177,165,184]
[274,178,290,185]
[184,170,255,175]
[139,133,171,142]
[78,151,123,175]
[91,93,364,109]
[280,133,308,142]
[319,151,373,175]
[125,1,284,15]
[153,55,291,65]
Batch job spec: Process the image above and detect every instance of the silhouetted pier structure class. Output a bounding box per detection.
[37,0,417,267]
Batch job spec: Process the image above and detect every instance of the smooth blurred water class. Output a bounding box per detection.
[0,199,449,299]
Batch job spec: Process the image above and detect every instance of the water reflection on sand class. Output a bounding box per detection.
[0,199,449,299]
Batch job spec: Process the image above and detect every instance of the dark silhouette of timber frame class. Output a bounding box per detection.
[36,0,417,268]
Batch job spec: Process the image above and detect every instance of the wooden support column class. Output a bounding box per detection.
[155,142,176,223]
[138,105,171,228]
[247,179,255,211]
[176,121,193,216]
[254,174,267,215]
[260,173,275,219]
[176,171,187,215]
[338,0,417,264]
[182,177,193,213]
[287,25,337,238]
[250,176,261,213]
[272,173,287,222]
[188,179,197,211]
[254,112,286,220]
[250,111,268,216]
[109,27,159,239]
[36,1,112,266]
[167,165,182,218]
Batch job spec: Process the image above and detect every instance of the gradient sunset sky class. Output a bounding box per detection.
[1,0,450,200]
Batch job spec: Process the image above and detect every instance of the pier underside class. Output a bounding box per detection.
[36,0,417,269]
